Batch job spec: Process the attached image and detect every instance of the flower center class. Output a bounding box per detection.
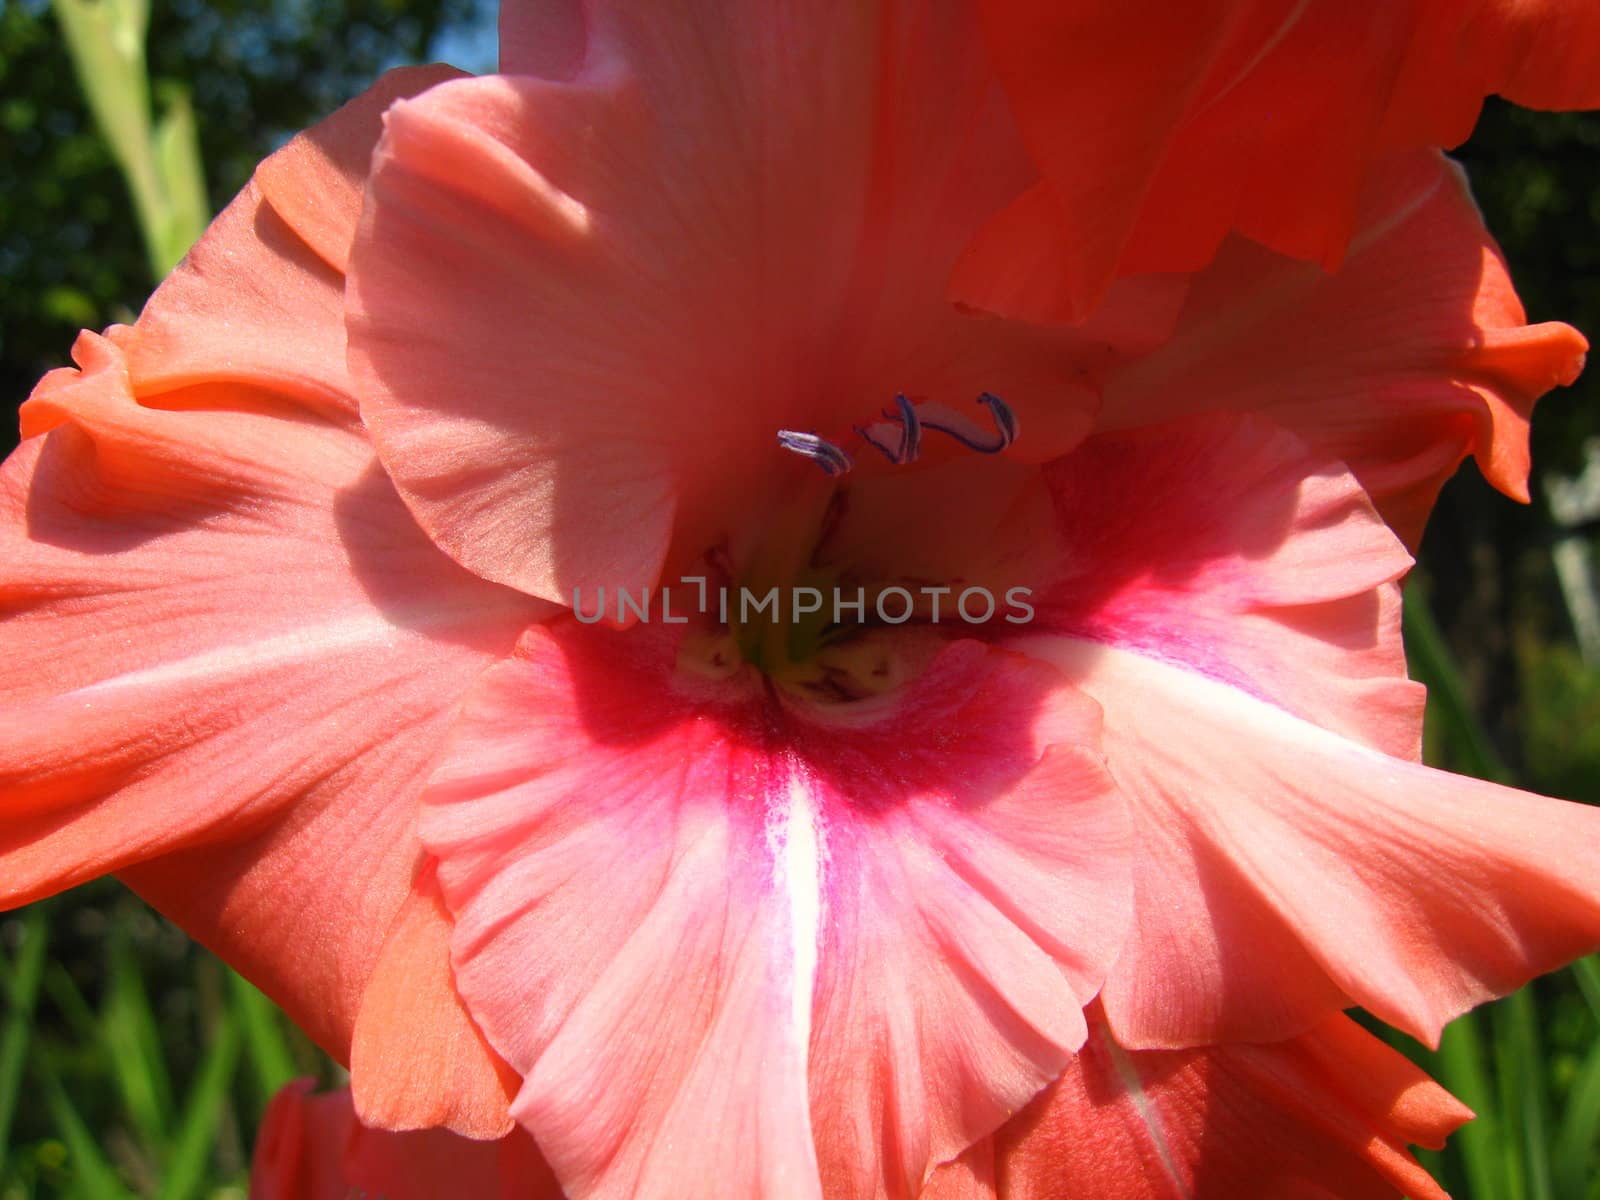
[677,393,1029,702]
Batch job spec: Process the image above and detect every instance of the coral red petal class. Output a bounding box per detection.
[255,63,464,274]
[955,2,1243,322]
[127,66,459,421]
[421,623,1129,1199]
[349,5,1102,604]
[1389,1,1600,131]
[1488,4,1600,110]
[249,1081,561,1200]
[499,0,588,79]
[1102,151,1586,546]
[933,1015,1470,1200]
[251,1081,361,1200]
[0,331,544,1059]
[122,183,354,421]
[964,0,1600,316]
[348,871,520,1138]
[919,1144,998,1200]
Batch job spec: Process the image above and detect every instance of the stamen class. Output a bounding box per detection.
[777,430,854,477]
[782,393,1017,477]
[916,392,1019,454]
[855,393,922,464]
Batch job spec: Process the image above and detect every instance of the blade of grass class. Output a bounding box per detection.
[38,1058,134,1200]
[101,929,175,1149]
[154,1008,241,1200]
[1436,1009,1510,1200]
[1403,583,1513,783]
[0,908,48,1178]
[1497,987,1552,1200]
[1573,955,1600,1024]
[225,971,295,1109]
[1404,585,1590,1200]
[1554,1034,1600,1198]
[42,962,100,1043]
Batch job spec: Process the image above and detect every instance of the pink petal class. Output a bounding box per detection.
[1101,151,1587,546]
[0,331,544,1078]
[422,622,1129,1199]
[126,66,459,421]
[249,1081,561,1200]
[814,455,1064,616]
[1030,639,1600,1048]
[348,5,1103,603]
[1032,413,1422,760]
[932,1015,1471,1200]
[1012,413,1600,1045]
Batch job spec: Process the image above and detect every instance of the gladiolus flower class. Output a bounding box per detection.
[959,0,1600,323]
[3,4,1598,1199]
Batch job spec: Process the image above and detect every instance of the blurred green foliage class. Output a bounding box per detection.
[0,0,483,444]
[2,3,1600,1197]
[0,884,330,1198]
[51,0,210,277]
[1399,592,1600,1200]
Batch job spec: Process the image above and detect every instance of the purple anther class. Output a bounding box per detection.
[777,430,854,477]
[917,393,1019,454]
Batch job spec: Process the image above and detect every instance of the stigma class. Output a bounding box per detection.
[777,392,1018,476]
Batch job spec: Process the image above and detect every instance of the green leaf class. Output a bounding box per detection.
[1555,1032,1600,1199]
[153,1008,240,1200]
[226,971,296,1109]
[51,0,208,278]
[0,909,49,1179]
[1573,955,1600,1025]
[38,1058,134,1200]
[101,928,175,1149]
[149,86,207,271]
[1403,581,1513,783]
[50,0,153,163]
[1496,987,1553,1200]
[1436,1009,1510,1200]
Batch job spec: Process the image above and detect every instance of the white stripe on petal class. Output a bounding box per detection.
[775,772,824,1056]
